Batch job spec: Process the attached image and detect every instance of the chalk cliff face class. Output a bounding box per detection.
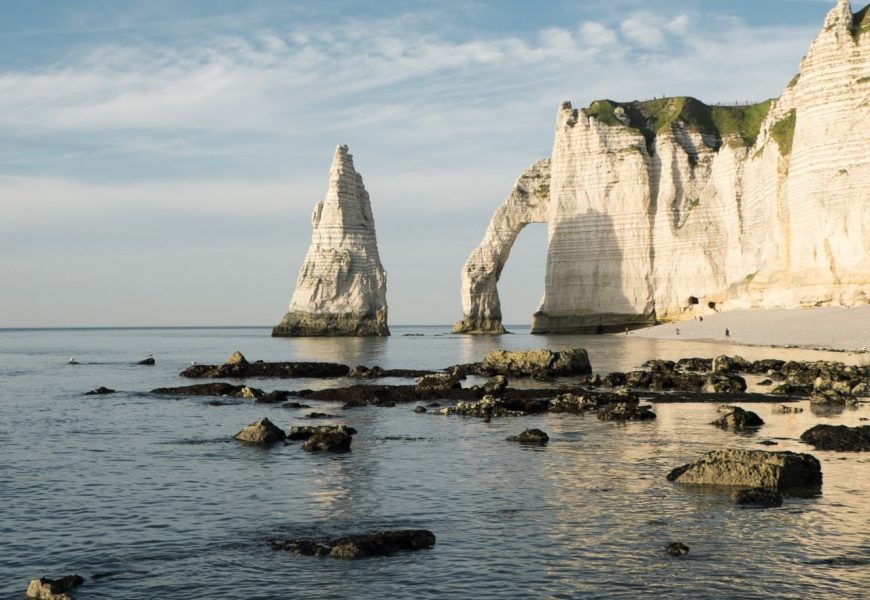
[453,160,550,333]
[457,0,870,334]
[273,145,389,337]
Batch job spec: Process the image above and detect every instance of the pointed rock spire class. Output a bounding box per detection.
[273,145,389,337]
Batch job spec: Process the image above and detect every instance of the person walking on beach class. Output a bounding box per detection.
[725,328,730,339]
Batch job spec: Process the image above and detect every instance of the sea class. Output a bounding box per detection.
[1,326,868,599]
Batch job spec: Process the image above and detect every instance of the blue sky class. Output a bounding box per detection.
[0,0,847,326]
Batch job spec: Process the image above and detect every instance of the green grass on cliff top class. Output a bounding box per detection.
[583,96,773,148]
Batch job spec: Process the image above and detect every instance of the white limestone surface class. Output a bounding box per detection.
[273,145,389,336]
[457,0,869,334]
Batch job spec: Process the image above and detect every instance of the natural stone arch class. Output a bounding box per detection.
[453,159,551,334]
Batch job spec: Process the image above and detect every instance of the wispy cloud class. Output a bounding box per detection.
[0,2,827,325]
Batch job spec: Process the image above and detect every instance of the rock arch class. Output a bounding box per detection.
[452,159,551,333]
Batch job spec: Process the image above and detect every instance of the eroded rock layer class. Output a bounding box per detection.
[274,145,389,337]
[458,0,870,334]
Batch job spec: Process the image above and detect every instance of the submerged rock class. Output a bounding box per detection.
[667,449,822,490]
[288,424,357,440]
[711,406,764,431]
[26,575,84,600]
[772,404,803,414]
[152,382,243,396]
[272,529,436,559]
[506,428,549,445]
[234,418,286,445]
[136,357,155,366]
[731,487,783,508]
[84,386,116,395]
[799,424,870,451]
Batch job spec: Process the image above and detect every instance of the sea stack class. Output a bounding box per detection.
[456,0,870,334]
[273,145,389,337]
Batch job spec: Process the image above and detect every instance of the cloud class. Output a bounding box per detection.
[579,22,618,48]
[0,4,825,325]
[620,13,666,48]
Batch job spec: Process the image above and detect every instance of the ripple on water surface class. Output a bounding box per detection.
[0,327,868,598]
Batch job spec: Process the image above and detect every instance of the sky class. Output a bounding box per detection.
[0,0,846,327]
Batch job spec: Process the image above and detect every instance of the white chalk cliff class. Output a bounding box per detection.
[456,0,870,334]
[273,145,389,336]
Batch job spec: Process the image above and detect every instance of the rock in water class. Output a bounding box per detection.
[26,575,84,600]
[481,348,591,377]
[506,428,550,445]
[84,386,115,395]
[800,424,870,451]
[272,529,436,559]
[455,1,870,333]
[234,418,287,445]
[731,487,784,508]
[302,429,353,452]
[667,449,822,490]
[711,406,764,431]
[665,542,689,557]
[273,145,389,337]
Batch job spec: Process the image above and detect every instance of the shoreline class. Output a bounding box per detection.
[625,306,870,355]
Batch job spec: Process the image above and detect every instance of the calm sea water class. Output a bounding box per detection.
[1,326,868,599]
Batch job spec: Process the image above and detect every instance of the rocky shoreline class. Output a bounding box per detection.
[36,344,868,597]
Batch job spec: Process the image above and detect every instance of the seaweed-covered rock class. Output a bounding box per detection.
[506,428,549,445]
[233,386,264,399]
[702,373,747,393]
[667,449,821,489]
[257,390,290,404]
[26,575,84,600]
[234,418,286,445]
[288,424,357,440]
[597,402,656,422]
[711,406,764,431]
[810,389,857,408]
[481,348,591,377]
[799,424,870,451]
[180,354,350,379]
[303,429,352,452]
[712,355,748,373]
[482,375,508,395]
[416,373,461,392]
[152,382,244,396]
[676,357,712,372]
[272,529,436,558]
[730,487,783,508]
[348,365,386,379]
[602,372,627,387]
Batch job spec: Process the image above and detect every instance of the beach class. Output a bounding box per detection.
[629,306,870,353]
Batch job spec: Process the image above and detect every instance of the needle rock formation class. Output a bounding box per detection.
[273,145,389,337]
[455,0,870,334]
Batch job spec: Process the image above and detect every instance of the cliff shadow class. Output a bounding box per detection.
[531,209,655,334]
